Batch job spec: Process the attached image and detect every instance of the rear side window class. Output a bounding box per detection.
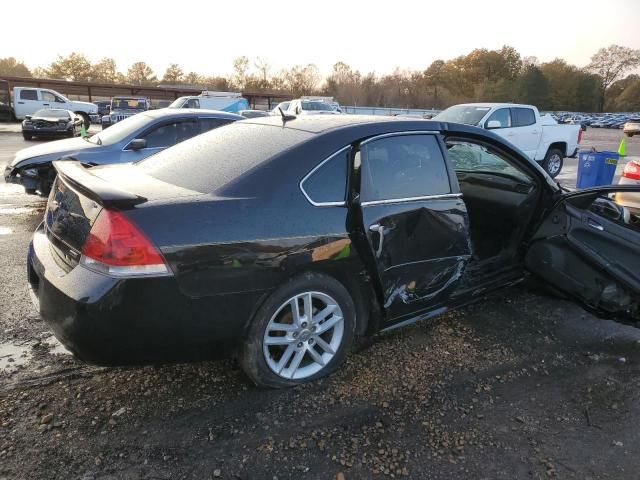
[19,89,37,100]
[360,134,450,202]
[301,148,349,205]
[199,117,233,133]
[513,108,536,127]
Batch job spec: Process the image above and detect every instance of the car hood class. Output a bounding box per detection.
[71,100,98,110]
[28,115,68,122]
[11,137,98,167]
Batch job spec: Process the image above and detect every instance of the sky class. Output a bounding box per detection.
[2,0,639,78]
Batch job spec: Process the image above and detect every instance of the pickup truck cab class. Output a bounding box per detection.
[435,103,582,177]
[12,87,99,129]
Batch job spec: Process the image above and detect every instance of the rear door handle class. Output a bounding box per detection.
[587,219,604,231]
[42,103,49,106]
[369,223,385,258]
[17,101,24,104]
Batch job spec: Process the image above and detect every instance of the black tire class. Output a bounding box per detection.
[24,188,36,195]
[241,272,356,388]
[77,112,90,131]
[22,132,32,141]
[542,148,564,178]
[627,133,634,138]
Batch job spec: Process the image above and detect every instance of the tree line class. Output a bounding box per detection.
[1,44,639,112]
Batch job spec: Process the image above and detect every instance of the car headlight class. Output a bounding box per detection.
[23,168,38,177]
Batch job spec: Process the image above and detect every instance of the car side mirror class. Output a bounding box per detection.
[128,138,147,150]
[24,115,32,120]
[486,120,502,129]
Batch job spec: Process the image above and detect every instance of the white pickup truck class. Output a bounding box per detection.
[11,86,99,128]
[435,103,582,177]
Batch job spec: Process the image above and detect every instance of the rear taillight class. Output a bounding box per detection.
[80,209,169,277]
[622,161,640,181]
[578,129,583,143]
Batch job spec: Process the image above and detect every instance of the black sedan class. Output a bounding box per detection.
[28,115,640,387]
[22,109,83,140]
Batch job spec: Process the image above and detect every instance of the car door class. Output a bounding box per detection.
[525,186,640,319]
[509,107,540,159]
[484,107,516,144]
[41,90,69,111]
[356,132,472,323]
[119,118,200,163]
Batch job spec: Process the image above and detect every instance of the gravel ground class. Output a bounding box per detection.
[1,129,639,479]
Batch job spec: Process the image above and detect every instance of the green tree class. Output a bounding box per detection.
[127,62,157,85]
[47,52,92,81]
[162,63,184,84]
[515,65,550,108]
[91,58,119,83]
[586,45,640,111]
[424,60,446,108]
[615,79,640,110]
[0,57,31,77]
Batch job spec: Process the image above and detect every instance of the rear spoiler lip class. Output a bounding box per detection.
[52,159,147,209]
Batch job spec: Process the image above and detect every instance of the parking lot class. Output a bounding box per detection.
[1,127,640,479]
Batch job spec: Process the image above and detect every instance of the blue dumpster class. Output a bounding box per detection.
[576,150,619,188]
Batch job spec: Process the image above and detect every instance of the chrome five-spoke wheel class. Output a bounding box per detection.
[263,291,344,380]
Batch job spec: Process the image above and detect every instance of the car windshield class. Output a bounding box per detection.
[435,105,492,125]
[33,109,69,119]
[168,98,187,108]
[139,122,312,194]
[301,101,334,112]
[86,113,153,146]
[112,98,146,110]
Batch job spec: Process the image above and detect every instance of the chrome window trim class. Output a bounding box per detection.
[361,193,462,207]
[359,130,440,146]
[299,145,351,207]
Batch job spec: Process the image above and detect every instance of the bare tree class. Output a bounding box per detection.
[162,63,184,84]
[586,45,640,111]
[127,62,157,85]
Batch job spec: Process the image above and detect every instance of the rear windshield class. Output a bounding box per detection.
[138,122,313,193]
[435,105,492,126]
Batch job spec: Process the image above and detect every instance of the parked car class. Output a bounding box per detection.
[27,115,640,387]
[286,99,341,116]
[435,103,582,177]
[101,97,151,129]
[271,101,291,115]
[623,118,640,137]
[11,87,99,128]
[168,91,249,113]
[615,159,640,213]
[93,101,111,118]
[21,109,83,140]
[239,109,270,119]
[5,109,242,195]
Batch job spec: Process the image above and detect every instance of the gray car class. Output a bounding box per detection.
[4,108,242,195]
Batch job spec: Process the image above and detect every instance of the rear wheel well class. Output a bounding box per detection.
[243,265,381,340]
[546,142,567,157]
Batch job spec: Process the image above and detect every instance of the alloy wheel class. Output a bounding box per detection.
[263,291,344,380]
[548,154,562,176]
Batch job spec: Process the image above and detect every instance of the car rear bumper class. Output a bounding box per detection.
[28,225,266,365]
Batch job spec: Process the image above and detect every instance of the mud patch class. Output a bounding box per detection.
[0,342,32,373]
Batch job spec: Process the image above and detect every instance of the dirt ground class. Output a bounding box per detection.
[1,129,639,480]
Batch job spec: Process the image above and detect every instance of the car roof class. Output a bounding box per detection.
[243,114,440,134]
[141,108,243,120]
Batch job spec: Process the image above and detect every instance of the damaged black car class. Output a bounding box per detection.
[28,115,640,387]
[22,109,83,140]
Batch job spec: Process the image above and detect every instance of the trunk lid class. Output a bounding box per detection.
[45,161,203,272]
